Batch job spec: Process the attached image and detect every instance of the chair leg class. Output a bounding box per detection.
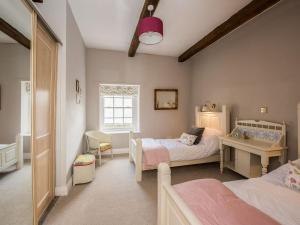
[98,150,102,166]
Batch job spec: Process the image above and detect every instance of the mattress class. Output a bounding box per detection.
[224,169,300,225]
[174,179,279,225]
[155,134,219,161]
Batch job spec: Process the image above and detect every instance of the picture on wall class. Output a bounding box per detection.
[75,79,81,104]
[154,89,178,110]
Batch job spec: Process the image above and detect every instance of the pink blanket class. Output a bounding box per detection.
[142,138,169,169]
[174,179,280,225]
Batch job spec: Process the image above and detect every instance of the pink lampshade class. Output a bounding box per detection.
[138,16,163,45]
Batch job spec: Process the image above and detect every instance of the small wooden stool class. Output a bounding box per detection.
[73,154,95,186]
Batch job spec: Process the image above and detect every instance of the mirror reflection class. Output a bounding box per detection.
[0,1,32,225]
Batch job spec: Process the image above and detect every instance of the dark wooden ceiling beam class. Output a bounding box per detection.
[178,0,280,62]
[0,18,31,49]
[128,0,160,57]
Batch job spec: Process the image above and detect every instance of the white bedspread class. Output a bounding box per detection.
[153,135,219,161]
[0,144,9,150]
[225,178,300,225]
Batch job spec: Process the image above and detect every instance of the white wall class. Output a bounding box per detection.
[0,43,30,153]
[86,49,192,148]
[66,2,86,177]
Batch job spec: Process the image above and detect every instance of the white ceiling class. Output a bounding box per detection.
[69,0,252,57]
[0,0,32,41]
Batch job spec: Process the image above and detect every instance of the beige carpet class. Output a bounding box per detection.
[44,156,243,225]
[0,161,32,225]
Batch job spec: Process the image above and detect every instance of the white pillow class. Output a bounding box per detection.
[179,133,197,146]
[285,161,300,191]
[262,159,300,192]
[203,128,223,137]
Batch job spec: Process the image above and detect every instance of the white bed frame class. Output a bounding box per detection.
[129,105,230,182]
[157,103,300,225]
[0,135,23,172]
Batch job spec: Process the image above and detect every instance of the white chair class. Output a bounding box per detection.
[85,130,113,166]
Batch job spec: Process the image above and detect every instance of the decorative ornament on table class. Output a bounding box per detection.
[201,101,217,112]
[230,128,246,139]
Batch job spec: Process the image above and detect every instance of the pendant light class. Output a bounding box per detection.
[138,5,163,45]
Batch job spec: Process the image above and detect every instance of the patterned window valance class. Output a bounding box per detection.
[99,84,139,96]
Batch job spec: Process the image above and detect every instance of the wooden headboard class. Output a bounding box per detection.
[195,105,230,135]
[298,102,300,158]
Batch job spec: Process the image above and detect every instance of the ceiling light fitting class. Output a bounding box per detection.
[138,4,163,45]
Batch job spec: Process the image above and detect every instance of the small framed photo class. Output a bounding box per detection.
[154,89,178,110]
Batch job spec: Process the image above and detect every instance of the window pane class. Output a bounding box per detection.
[114,118,123,124]
[104,97,113,107]
[104,118,113,124]
[124,97,132,107]
[104,108,113,118]
[114,97,123,107]
[124,118,132,124]
[124,108,132,117]
[114,108,123,117]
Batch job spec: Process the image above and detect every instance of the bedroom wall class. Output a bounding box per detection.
[190,0,300,160]
[65,2,86,177]
[86,49,192,148]
[0,43,30,152]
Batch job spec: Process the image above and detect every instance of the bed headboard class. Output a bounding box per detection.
[298,102,300,158]
[195,105,230,135]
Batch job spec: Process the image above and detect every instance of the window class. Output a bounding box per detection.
[99,84,139,133]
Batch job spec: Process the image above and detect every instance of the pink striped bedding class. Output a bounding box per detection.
[174,179,280,225]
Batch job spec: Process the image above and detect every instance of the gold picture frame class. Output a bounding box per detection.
[154,89,178,110]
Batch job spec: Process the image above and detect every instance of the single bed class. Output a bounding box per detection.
[157,103,300,225]
[129,105,230,182]
[0,135,23,172]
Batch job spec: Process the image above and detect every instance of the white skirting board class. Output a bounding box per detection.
[55,176,73,196]
[24,153,31,159]
[101,148,129,156]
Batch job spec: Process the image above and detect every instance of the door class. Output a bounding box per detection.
[31,14,57,224]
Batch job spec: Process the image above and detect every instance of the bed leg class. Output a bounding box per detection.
[16,134,23,170]
[136,138,143,182]
[136,167,142,182]
[158,163,171,225]
[129,131,133,162]
[219,142,224,174]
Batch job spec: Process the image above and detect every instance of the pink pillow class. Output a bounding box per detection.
[285,161,300,191]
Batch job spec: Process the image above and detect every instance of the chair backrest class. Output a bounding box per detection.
[85,130,112,149]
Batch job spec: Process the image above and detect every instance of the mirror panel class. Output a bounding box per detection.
[0,1,32,225]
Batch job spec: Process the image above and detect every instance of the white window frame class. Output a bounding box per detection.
[99,84,140,133]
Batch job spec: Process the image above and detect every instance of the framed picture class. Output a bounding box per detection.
[154,89,178,110]
[75,79,81,104]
